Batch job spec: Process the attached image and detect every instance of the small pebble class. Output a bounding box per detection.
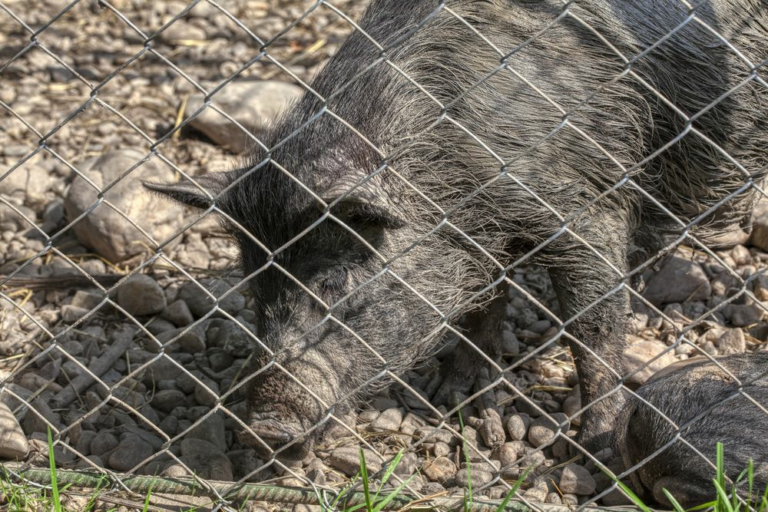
[369,407,403,432]
[506,413,530,441]
[422,456,456,484]
[528,413,569,448]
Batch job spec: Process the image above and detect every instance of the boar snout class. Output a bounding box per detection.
[240,409,313,461]
[239,345,334,461]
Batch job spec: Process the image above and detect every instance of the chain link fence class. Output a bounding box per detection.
[1,0,767,510]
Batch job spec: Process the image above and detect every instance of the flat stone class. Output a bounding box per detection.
[186,413,227,453]
[71,290,104,310]
[528,413,569,448]
[162,300,195,327]
[328,446,383,477]
[159,20,206,42]
[180,437,224,458]
[152,389,187,413]
[455,469,493,488]
[421,456,456,484]
[563,395,582,426]
[159,415,178,436]
[0,402,28,459]
[186,81,303,154]
[369,408,403,433]
[623,337,677,387]
[89,431,120,457]
[64,149,183,262]
[108,436,153,471]
[642,254,711,306]
[61,305,90,323]
[194,378,219,408]
[523,480,549,502]
[163,452,233,481]
[506,413,529,441]
[498,442,518,468]
[559,463,597,495]
[717,329,746,355]
[117,275,166,316]
[179,281,246,319]
[154,327,206,353]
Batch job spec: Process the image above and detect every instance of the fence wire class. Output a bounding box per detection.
[1,0,767,511]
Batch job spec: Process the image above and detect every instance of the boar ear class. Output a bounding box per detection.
[143,173,233,210]
[321,173,405,228]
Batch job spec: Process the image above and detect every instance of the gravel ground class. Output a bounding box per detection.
[2,1,768,511]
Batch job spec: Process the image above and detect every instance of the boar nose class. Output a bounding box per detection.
[240,411,312,461]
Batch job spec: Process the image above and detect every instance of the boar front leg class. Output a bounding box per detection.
[430,282,507,407]
[546,215,634,454]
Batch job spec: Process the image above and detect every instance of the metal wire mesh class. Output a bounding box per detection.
[1,0,767,510]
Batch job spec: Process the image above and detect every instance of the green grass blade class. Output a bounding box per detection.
[716,443,727,512]
[758,484,768,512]
[47,427,62,512]
[714,479,735,512]
[331,470,361,509]
[84,475,110,512]
[459,410,473,511]
[662,489,688,512]
[360,448,373,512]
[372,450,404,504]
[748,459,755,509]
[601,462,651,512]
[142,479,155,512]
[373,475,416,512]
[614,479,652,512]
[495,466,532,512]
[687,500,719,511]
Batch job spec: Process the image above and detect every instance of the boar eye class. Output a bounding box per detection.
[320,267,348,295]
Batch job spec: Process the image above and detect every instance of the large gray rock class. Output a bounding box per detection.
[186,81,303,154]
[642,254,711,306]
[64,149,184,262]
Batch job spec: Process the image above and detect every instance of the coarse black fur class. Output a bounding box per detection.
[618,353,768,508]
[147,0,768,493]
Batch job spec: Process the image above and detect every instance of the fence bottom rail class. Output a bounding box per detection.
[0,465,629,512]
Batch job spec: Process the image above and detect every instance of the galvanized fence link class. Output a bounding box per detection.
[1,0,767,511]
